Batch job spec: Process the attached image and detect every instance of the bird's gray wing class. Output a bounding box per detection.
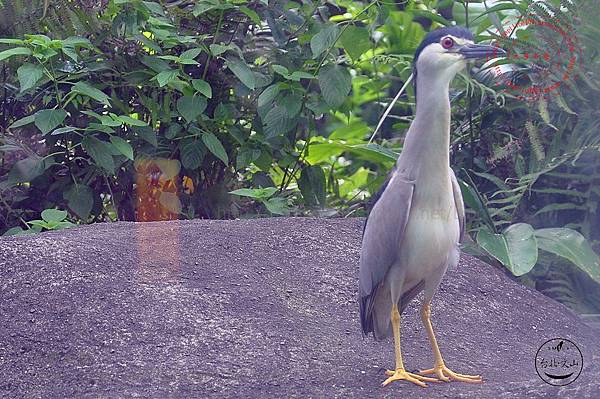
[361,166,395,237]
[359,172,414,336]
[450,169,466,243]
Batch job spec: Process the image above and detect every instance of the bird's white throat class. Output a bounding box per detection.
[398,74,454,183]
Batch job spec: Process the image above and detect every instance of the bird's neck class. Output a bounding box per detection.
[397,75,452,178]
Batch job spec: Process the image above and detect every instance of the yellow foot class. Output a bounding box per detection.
[419,363,483,383]
[383,369,438,387]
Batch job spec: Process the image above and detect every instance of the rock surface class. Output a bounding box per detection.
[0,217,599,398]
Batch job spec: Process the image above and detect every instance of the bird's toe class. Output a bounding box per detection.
[419,364,482,383]
[382,369,437,387]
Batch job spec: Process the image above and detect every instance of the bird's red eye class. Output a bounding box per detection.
[441,37,454,49]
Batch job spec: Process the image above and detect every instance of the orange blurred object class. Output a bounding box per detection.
[134,157,183,222]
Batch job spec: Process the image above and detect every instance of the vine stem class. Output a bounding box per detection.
[104,175,119,221]
[203,10,224,81]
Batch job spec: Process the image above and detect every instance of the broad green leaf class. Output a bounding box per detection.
[236,147,261,169]
[177,95,207,123]
[254,150,272,171]
[95,115,121,127]
[227,58,256,90]
[298,165,326,207]
[51,126,77,135]
[71,82,110,105]
[41,209,67,223]
[318,65,351,108]
[340,26,371,60]
[278,92,303,117]
[305,95,330,115]
[9,115,35,129]
[272,64,290,77]
[165,123,182,139]
[17,63,44,92]
[311,25,340,58]
[4,156,45,186]
[264,197,289,215]
[142,1,166,15]
[82,136,115,172]
[2,227,26,236]
[263,105,295,137]
[154,69,179,87]
[61,47,79,62]
[239,6,261,25]
[118,115,147,127]
[192,79,212,98]
[56,221,76,230]
[0,39,25,44]
[64,184,94,220]
[193,0,222,16]
[134,126,158,147]
[180,48,202,60]
[158,55,180,61]
[229,187,277,199]
[411,10,451,26]
[179,138,205,170]
[202,133,228,164]
[349,144,398,163]
[339,167,369,199]
[329,121,369,140]
[27,220,52,229]
[148,16,174,28]
[34,109,67,135]
[142,55,171,72]
[258,84,280,107]
[210,43,231,56]
[535,228,600,283]
[289,71,314,81]
[110,136,134,160]
[476,223,538,276]
[304,142,346,164]
[0,47,31,61]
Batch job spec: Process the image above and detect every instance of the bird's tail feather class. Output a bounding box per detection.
[359,289,376,337]
[360,284,392,340]
[359,280,425,340]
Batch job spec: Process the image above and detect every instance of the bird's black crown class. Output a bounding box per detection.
[414,26,474,62]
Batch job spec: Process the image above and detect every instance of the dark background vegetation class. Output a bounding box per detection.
[1,0,599,314]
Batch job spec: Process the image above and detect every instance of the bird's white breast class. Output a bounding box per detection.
[398,170,459,285]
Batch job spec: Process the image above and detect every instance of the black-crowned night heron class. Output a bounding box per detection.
[359,27,506,387]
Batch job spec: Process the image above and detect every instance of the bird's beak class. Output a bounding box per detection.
[459,43,507,59]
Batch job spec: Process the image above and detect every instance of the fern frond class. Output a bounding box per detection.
[525,120,546,161]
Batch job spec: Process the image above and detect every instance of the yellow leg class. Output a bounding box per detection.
[418,303,483,383]
[382,303,438,387]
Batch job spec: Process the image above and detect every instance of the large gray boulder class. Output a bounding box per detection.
[1,218,598,398]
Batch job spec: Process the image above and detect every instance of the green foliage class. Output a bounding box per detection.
[477,223,538,276]
[477,223,599,280]
[450,0,600,310]
[3,208,74,235]
[229,187,289,215]
[1,0,414,225]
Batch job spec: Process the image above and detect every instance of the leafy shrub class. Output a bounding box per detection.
[0,0,407,228]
